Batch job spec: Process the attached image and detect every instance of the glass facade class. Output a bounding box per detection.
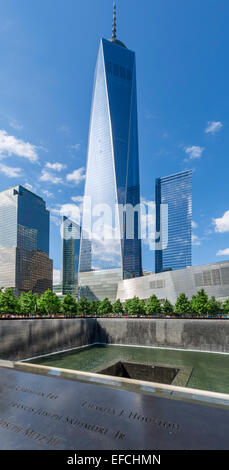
[61,216,80,297]
[79,37,142,299]
[155,171,192,273]
[0,185,52,295]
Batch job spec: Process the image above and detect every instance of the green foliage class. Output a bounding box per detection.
[174,293,191,315]
[18,291,38,316]
[0,288,18,315]
[223,299,229,314]
[208,296,222,315]
[98,298,112,316]
[37,290,61,316]
[191,289,209,316]
[145,295,161,315]
[112,299,124,314]
[77,297,90,316]
[88,299,101,315]
[61,293,78,316]
[162,299,174,315]
[124,297,146,316]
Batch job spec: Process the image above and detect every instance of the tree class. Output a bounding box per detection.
[223,299,229,315]
[112,299,124,315]
[0,288,18,315]
[124,297,145,316]
[191,289,209,316]
[162,299,174,315]
[145,295,161,315]
[98,298,112,316]
[37,290,61,316]
[174,293,191,316]
[88,299,101,316]
[208,296,222,316]
[61,293,78,317]
[77,297,90,316]
[18,291,38,317]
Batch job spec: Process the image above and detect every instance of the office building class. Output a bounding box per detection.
[155,170,192,273]
[61,216,80,297]
[0,185,53,295]
[117,261,229,304]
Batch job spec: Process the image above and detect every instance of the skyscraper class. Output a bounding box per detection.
[155,170,192,273]
[61,216,80,297]
[0,185,53,295]
[78,4,142,301]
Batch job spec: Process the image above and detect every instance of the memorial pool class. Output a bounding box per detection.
[26,344,229,395]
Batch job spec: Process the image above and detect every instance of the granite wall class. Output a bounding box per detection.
[0,318,229,361]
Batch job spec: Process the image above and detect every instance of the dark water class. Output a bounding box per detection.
[27,345,229,394]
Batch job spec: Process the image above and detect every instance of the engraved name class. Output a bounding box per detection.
[81,400,180,433]
[0,417,61,448]
[3,383,58,400]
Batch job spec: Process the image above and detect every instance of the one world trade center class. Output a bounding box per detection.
[78,4,142,301]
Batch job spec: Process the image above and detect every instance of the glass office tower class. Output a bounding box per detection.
[155,170,192,273]
[61,216,80,297]
[0,185,52,295]
[78,7,142,301]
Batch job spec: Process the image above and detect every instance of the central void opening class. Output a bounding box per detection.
[98,361,179,385]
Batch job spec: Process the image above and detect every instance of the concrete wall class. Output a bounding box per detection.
[1,318,229,361]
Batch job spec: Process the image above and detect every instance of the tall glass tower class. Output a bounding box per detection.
[155,170,192,273]
[78,4,142,301]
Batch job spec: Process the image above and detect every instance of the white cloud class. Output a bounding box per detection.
[184,146,204,160]
[217,248,229,257]
[41,189,54,198]
[9,120,23,131]
[70,144,81,151]
[0,163,22,178]
[213,210,229,233]
[52,203,81,225]
[192,221,198,229]
[66,167,85,185]
[71,196,84,203]
[192,234,202,246]
[24,183,33,191]
[205,121,223,135]
[40,170,63,185]
[0,130,38,162]
[45,162,67,172]
[53,269,61,285]
[59,125,71,134]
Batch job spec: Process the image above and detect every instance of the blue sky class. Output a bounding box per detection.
[0,0,229,283]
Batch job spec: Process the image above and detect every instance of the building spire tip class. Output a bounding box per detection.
[112,1,117,41]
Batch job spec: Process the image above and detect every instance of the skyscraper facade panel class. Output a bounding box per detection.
[155,170,192,273]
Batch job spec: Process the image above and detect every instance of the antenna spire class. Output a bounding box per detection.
[112,2,117,41]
